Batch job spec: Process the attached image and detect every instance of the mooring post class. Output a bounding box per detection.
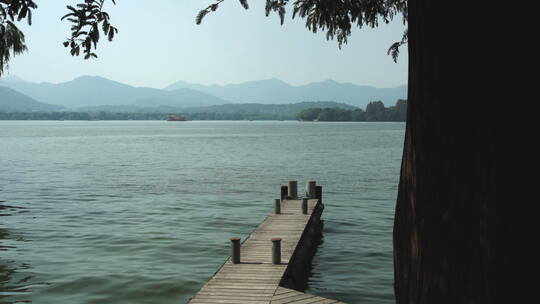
[307,181,316,198]
[280,185,288,200]
[271,238,282,265]
[275,198,281,214]
[315,185,322,203]
[230,237,241,264]
[288,180,298,198]
[302,198,308,214]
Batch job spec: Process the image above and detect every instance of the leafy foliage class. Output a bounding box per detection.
[1,0,118,75]
[197,0,249,25]
[387,29,407,62]
[198,0,408,56]
[0,0,37,76]
[297,99,407,121]
[365,100,386,121]
[61,0,118,60]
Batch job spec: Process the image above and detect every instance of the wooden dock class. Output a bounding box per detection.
[187,181,345,304]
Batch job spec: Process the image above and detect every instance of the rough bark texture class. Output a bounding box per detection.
[393,1,496,303]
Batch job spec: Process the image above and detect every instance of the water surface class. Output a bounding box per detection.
[0,121,404,304]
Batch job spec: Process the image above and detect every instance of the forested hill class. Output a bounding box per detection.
[0,101,358,121]
[77,101,356,117]
[181,101,357,114]
[0,100,406,121]
[297,100,407,121]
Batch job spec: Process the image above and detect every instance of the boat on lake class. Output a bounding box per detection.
[167,115,188,121]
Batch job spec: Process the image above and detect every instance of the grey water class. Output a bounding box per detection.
[0,121,404,304]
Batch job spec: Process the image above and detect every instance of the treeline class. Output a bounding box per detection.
[296,99,407,122]
[189,112,289,120]
[0,100,407,121]
[0,111,291,121]
[0,111,167,120]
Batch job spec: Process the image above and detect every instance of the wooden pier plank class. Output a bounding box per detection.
[270,287,346,304]
[187,196,344,304]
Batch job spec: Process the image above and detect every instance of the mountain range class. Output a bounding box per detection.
[0,86,64,112]
[0,76,228,109]
[166,78,407,107]
[0,75,406,111]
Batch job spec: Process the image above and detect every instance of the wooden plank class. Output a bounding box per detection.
[271,292,313,301]
[270,288,345,304]
[187,197,343,304]
[273,287,295,296]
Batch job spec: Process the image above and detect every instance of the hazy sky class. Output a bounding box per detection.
[4,0,408,89]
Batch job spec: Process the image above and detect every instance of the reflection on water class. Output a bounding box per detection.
[1,203,34,304]
[0,121,404,304]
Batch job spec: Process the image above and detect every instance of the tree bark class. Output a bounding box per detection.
[393,1,496,303]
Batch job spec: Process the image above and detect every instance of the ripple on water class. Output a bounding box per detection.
[0,121,404,304]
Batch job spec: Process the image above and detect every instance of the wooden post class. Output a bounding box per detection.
[288,180,297,198]
[302,198,308,214]
[315,186,322,203]
[275,199,281,214]
[230,237,240,264]
[307,181,316,198]
[272,238,281,265]
[280,185,288,200]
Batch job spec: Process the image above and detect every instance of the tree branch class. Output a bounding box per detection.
[197,0,408,61]
[61,0,118,59]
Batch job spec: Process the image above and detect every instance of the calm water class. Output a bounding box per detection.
[0,121,404,304]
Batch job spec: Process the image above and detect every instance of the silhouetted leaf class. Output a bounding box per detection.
[239,0,249,10]
[58,0,118,61]
[196,9,208,25]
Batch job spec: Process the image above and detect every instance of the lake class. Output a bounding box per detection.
[0,121,404,304]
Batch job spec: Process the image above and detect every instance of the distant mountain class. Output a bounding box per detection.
[0,86,64,112]
[165,78,407,108]
[1,75,407,110]
[0,76,229,109]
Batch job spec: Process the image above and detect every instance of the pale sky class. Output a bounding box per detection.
[4,0,408,89]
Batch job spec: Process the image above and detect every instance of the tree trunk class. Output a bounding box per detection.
[393,1,496,303]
